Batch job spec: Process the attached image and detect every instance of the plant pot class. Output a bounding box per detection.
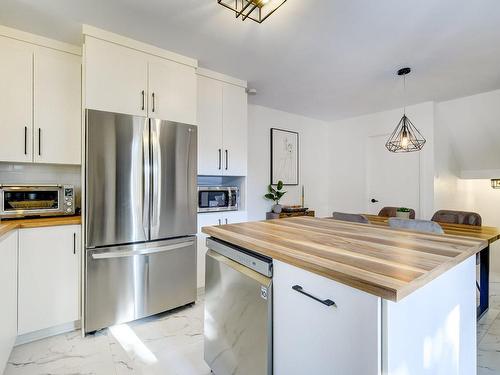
[396,211,410,219]
[272,204,282,214]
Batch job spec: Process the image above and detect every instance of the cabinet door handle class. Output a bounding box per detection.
[218,219,222,225]
[38,128,41,156]
[225,218,228,224]
[292,285,336,307]
[218,149,222,170]
[152,92,155,112]
[225,150,228,170]
[73,233,76,255]
[141,90,145,111]
[24,126,27,155]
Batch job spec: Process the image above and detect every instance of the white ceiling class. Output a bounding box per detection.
[1,0,500,121]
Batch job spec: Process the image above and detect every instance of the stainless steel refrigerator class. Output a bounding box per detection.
[84,109,197,333]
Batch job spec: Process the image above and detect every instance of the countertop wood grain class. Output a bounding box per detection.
[0,216,81,238]
[202,216,488,302]
[365,214,500,244]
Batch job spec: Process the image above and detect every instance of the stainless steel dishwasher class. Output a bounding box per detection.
[204,237,273,375]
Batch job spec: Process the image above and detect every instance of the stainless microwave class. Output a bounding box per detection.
[0,184,76,219]
[198,186,239,213]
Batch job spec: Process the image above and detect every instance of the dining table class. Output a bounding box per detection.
[364,213,500,319]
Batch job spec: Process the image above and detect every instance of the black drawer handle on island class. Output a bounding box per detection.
[292,285,336,307]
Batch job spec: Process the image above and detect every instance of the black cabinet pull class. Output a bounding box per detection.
[73,233,76,254]
[152,92,155,112]
[38,128,41,156]
[24,126,27,155]
[218,149,222,170]
[292,285,336,307]
[371,198,379,203]
[225,149,228,170]
[141,90,145,110]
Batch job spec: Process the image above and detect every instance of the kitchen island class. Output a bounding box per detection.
[202,216,488,375]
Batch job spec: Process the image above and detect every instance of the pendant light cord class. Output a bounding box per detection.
[403,73,406,115]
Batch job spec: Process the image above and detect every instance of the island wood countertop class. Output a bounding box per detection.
[202,216,488,302]
[364,214,500,244]
[0,216,81,238]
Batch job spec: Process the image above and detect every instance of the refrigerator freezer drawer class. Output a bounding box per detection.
[85,237,197,333]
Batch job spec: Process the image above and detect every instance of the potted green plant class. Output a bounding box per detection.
[396,207,411,219]
[264,180,287,213]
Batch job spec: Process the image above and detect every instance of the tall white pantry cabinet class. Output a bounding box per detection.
[0,28,81,165]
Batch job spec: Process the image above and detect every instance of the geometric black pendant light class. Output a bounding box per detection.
[385,67,426,153]
[218,0,287,23]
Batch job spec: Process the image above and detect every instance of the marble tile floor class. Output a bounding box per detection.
[5,297,211,375]
[7,277,500,375]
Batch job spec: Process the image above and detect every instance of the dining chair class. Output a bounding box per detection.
[378,206,416,219]
[330,212,369,224]
[431,210,482,226]
[388,217,444,234]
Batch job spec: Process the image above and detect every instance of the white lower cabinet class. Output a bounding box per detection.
[0,231,18,374]
[197,211,247,288]
[273,260,381,375]
[18,225,81,335]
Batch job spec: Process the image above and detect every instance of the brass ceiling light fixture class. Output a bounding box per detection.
[218,0,287,23]
[385,67,426,153]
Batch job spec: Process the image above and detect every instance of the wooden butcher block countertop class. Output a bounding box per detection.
[202,216,488,302]
[0,215,81,238]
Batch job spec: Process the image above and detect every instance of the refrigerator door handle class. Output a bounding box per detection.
[151,121,161,238]
[142,121,150,239]
[91,240,195,259]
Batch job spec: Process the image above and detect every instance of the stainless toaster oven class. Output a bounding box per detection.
[198,186,239,213]
[0,184,75,218]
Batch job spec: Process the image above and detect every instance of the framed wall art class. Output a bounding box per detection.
[270,128,299,185]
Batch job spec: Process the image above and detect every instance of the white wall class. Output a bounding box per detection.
[436,89,500,178]
[247,104,331,221]
[328,102,435,219]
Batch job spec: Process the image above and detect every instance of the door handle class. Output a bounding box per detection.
[371,198,379,203]
[141,90,145,111]
[225,218,228,224]
[24,126,27,155]
[92,241,195,259]
[38,128,41,156]
[73,233,76,255]
[292,285,336,307]
[218,149,222,170]
[225,150,228,170]
[218,219,222,225]
[152,92,155,112]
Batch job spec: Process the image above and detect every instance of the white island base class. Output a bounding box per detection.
[273,256,476,375]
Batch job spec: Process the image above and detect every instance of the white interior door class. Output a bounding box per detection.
[366,134,420,217]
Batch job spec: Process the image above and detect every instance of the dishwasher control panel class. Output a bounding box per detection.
[206,237,273,277]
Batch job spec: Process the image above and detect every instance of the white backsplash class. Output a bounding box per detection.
[0,163,82,208]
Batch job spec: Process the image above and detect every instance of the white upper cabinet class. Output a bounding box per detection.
[197,75,224,175]
[84,32,197,124]
[197,70,248,176]
[34,47,81,164]
[148,57,197,124]
[85,36,148,117]
[222,83,247,176]
[0,30,81,165]
[0,36,33,163]
[18,225,81,335]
